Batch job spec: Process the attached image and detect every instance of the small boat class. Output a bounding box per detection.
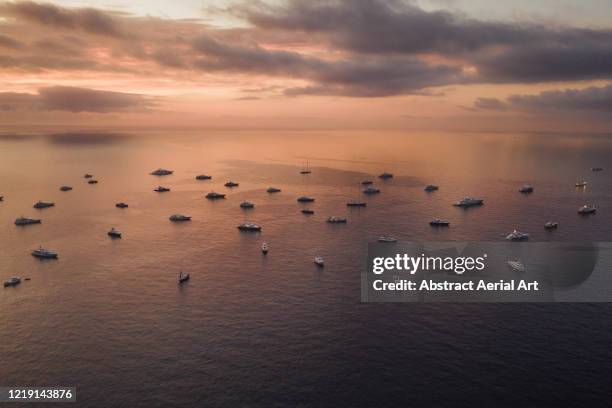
[507,260,526,272]
[88,179,98,184]
[179,271,190,283]
[363,186,381,195]
[575,181,588,187]
[154,186,170,192]
[314,256,325,267]
[453,197,484,207]
[544,221,559,229]
[33,201,55,209]
[60,186,73,192]
[327,216,347,223]
[206,192,226,199]
[361,180,373,185]
[169,214,191,222]
[347,200,367,207]
[151,168,173,176]
[378,172,393,179]
[300,161,312,174]
[195,174,212,180]
[107,227,122,238]
[4,277,21,287]
[15,217,41,226]
[224,181,239,187]
[430,219,450,226]
[297,196,315,203]
[115,202,129,208]
[301,209,314,215]
[267,187,281,193]
[578,205,596,215]
[261,242,268,254]
[240,201,255,209]
[519,185,534,194]
[238,222,262,232]
[506,230,529,241]
[424,184,439,192]
[592,167,604,172]
[31,246,58,259]
[84,174,93,179]
[378,235,397,243]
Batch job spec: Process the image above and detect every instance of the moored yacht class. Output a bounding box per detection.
[361,180,373,185]
[347,200,367,207]
[314,256,325,267]
[15,217,41,226]
[430,219,450,226]
[169,214,191,222]
[179,271,190,283]
[544,221,559,229]
[151,168,173,176]
[4,277,21,287]
[519,184,534,194]
[60,186,73,191]
[31,246,58,259]
[116,202,128,208]
[378,172,393,179]
[301,209,314,215]
[238,222,261,232]
[297,196,315,203]
[261,242,268,254]
[107,227,122,238]
[206,192,226,199]
[267,187,281,193]
[578,205,596,214]
[592,167,604,172]
[453,197,484,207]
[88,179,98,184]
[84,174,93,179]
[224,181,239,187]
[424,184,439,192]
[363,186,381,195]
[195,174,212,180]
[154,186,170,192]
[33,201,55,209]
[327,216,347,223]
[300,161,312,174]
[378,235,397,243]
[575,181,588,187]
[506,230,529,241]
[240,201,255,209]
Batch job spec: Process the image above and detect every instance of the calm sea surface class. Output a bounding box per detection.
[1,130,612,407]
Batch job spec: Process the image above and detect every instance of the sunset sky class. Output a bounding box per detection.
[0,0,611,132]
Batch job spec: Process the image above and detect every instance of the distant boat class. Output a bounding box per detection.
[347,200,367,207]
[453,197,484,207]
[300,161,312,174]
[578,205,596,215]
[60,186,73,192]
[363,186,380,195]
[240,201,255,209]
[224,181,239,187]
[206,192,226,199]
[169,214,191,222]
[544,221,559,229]
[327,216,347,223]
[4,277,21,287]
[195,174,212,180]
[154,186,170,192]
[267,187,281,193]
[297,196,315,203]
[507,260,526,272]
[361,180,373,185]
[592,167,604,172]
[179,271,190,283]
[84,174,93,179]
[15,217,41,226]
[33,201,54,209]
[261,242,268,254]
[31,246,58,259]
[378,235,397,243]
[88,179,98,184]
[301,209,314,215]
[238,222,261,232]
[116,202,128,208]
[575,181,588,187]
[424,184,439,192]
[430,219,450,226]
[506,230,529,241]
[107,227,122,238]
[519,185,534,194]
[151,168,173,176]
[314,256,325,267]
[378,172,393,179]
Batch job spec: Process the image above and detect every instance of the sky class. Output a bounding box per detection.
[0,0,611,132]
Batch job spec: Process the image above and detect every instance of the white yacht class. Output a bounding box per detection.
[267,187,281,193]
[314,256,325,267]
[327,216,347,223]
[506,230,529,241]
[240,201,255,209]
[151,168,173,176]
[453,197,484,207]
[378,172,393,179]
[195,174,212,180]
[179,271,190,283]
[33,201,55,209]
[430,219,450,226]
[206,192,226,199]
[15,217,41,226]
[519,185,534,194]
[578,205,596,214]
[544,221,559,229]
[575,181,588,187]
[31,246,58,259]
[224,181,239,187]
[507,260,526,272]
[169,214,191,222]
[107,227,122,238]
[363,186,381,195]
[378,235,397,243]
[297,196,315,203]
[154,186,170,192]
[424,184,439,192]
[238,222,261,232]
[4,277,21,287]
[261,242,268,254]
[60,186,73,192]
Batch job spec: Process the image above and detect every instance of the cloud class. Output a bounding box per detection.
[474,84,612,113]
[0,86,153,112]
[0,33,23,49]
